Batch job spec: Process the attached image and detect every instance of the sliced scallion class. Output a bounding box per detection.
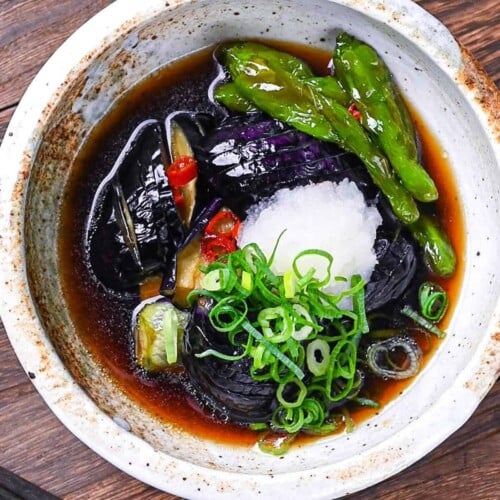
[189,238,371,437]
[306,339,330,376]
[401,305,445,338]
[419,281,448,322]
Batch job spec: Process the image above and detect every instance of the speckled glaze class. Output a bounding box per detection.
[0,0,498,498]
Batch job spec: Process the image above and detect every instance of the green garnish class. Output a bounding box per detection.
[401,305,446,338]
[418,281,449,322]
[188,241,370,435]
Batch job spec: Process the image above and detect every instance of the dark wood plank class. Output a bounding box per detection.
[415,0,500,86]
[0,0,498,499]
[0,0,112,109]
[0,321,27,392]
[0,466,59,500]
[0,105,15,143]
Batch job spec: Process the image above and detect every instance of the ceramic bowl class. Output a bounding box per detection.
[0,0,498,498]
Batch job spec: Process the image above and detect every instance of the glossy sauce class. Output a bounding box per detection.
[59,42,464,446]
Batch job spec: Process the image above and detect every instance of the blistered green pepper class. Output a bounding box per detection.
[333,33,438,203]
[220,41,419,224]
[303,76,350,106]
[408,213,456,277]
[214,82,257,113]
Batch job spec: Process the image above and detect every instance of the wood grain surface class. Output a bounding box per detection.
[0,1,498,499]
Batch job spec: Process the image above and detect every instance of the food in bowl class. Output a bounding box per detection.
[59,34,463,454]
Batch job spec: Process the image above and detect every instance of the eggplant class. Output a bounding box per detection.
[194,113,369,215]
[165,112,216,226]
[133,297,189,371]
[86,113,216,292]
[365,229,417,311]
[86,120,184,291]
[182,300,278,423]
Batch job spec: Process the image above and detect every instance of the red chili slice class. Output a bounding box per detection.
[205,209,241,239]
[348,103,362,121]
[172,186,184,206]
[201,236,237,262]
[166,156,198,187]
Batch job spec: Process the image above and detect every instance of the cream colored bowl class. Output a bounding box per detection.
[0,0,498,498]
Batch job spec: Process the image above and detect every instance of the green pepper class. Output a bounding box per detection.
[333,33,438,203]
[214,82,257,113]
[303,76,350,106]
[221,42,419,224]
[408,213,456,277]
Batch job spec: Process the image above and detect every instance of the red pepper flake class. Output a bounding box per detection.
[172,186,184,206]
[201,208,241,262]
[201,235,237,262]
[166,156,198,187]
[205,208,241,239]
[348,103,362,121]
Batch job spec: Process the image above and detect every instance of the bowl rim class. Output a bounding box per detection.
[0,0,498,498]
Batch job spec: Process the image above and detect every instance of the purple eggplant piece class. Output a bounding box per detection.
[160,198,223,295]
[365,230,417,311]
[86,120,184,291]
[194,113,371,214]
[182,300,277,423]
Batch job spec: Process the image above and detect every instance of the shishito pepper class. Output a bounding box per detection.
[214,82,258,113]
[333,33,438,203]
[219,41,419,224]
[408,213,456,277]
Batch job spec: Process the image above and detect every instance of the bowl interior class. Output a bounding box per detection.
[21,0,500,479]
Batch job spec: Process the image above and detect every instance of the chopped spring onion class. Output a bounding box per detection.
[366,336,422,379]
[353,397,381,408]
[401,305,446,338]
[242,319,305,380]
[188,239,370,436]
[283,270,296,298]
[201,268,230,291]
[291,304,315,341]
[277,378,307,408]
[257,431,297,456]
[241,270,253,291]
[306,339,330,376]
[419,281,448,322]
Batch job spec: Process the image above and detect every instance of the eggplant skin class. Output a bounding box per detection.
[86,120,184,292]
[182,302,277,423]
[194,113,369,215]
[365,230,417,311]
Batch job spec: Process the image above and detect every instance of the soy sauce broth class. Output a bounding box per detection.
[59,42,464,446]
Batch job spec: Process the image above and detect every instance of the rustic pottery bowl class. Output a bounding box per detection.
[0,0,498,498]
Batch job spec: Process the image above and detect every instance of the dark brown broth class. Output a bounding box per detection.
[59,43,464,446]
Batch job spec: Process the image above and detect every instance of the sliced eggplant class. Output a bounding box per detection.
[194,113,370,215]
[182,300,278,423]
[365,229,417,311]
[133,297,189,371]
[86,120,184,291]
[165,112,216,226]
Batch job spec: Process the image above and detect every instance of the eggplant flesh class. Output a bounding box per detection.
[182,301,277,423]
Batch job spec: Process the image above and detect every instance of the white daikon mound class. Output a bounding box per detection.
[238,180,382,304]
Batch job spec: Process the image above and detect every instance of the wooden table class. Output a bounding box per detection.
[0,1,498,498]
